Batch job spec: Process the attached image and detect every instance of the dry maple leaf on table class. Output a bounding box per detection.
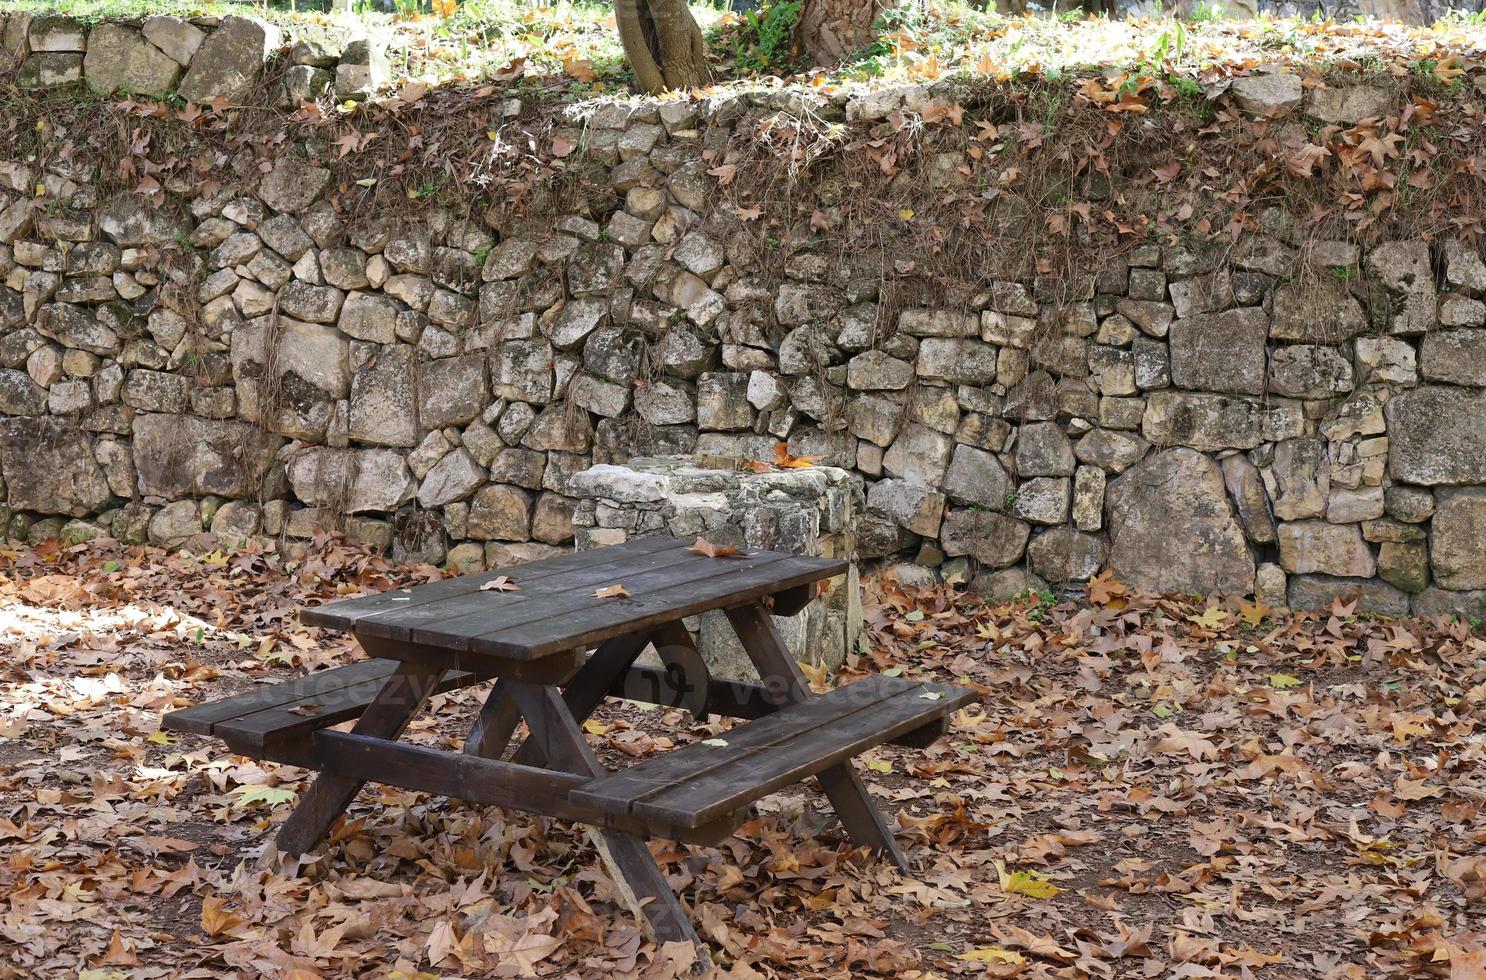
[480,575,518,592]
[687,536,749,559]
[594,583,630,599]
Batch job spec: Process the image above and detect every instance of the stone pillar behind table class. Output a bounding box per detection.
[568,457,862,681]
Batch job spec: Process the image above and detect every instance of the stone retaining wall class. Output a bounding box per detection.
[4,11,379,104]
[3,18,1486,618]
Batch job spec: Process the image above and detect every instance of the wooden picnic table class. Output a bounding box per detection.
[164,536,974,946]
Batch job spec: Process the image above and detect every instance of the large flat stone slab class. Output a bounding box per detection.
[1106,448,1255,595]
[1386,386,1486,485]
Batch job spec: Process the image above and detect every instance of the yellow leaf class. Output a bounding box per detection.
[582,719,613,735]
[1435,55,1465,85]
[866,759,893,773]
[773,442,818,469]
[146,731,175,745]
[1238,597,1269,626]
[1268,674,1303,689]
[996,860,1062,898]
[1189,607,1228,629]
[898,207,915,220]
[1392,717,1430,743]
[231,785,297,808]
[957,947,1025,964]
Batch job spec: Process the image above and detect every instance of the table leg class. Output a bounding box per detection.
[277,662,445,856]
[502,632,650,766]
[504,680,701,947]
[463,679,524,759]
[646,620,711,721]
[724,602,909,870]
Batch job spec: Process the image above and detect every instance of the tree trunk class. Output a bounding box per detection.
[793,0,884,65]
[616,0,709,95]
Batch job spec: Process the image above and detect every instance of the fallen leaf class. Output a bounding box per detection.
[688,536,750,559]
[200,896,246,938]
[231,785,297,808]
[95,930,137,967]
[958,946,1025,965]
[996,860,1062,899]
[773,443,817,469]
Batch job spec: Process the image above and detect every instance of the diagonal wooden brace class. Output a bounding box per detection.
[723,602,909,870]
[276,661,445,856]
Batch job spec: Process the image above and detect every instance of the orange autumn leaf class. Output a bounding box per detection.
[564,57,598,82]
[688,537,749,559]
[773,443,817,469]
[1086,570,1127,606]
[201,896,247,937]
[96,929,138,967]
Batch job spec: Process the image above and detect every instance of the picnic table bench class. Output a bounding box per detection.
[164,536,974,945]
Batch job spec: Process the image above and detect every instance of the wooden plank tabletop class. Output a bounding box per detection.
[301,537,846,661]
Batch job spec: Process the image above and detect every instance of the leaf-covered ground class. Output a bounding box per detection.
[1,537,1484,978]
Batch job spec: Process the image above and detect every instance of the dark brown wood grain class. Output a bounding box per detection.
[299,536,844,662]
[275,663,445,857]
[609,663,779,719]
[216,667,479,756]
[473,554,843,659]
[724,602,912,869]
[309,730,741,846]
[357,544,709,645]
[299,536,682,631]
[570,677,971,827]
[162,658,399,735]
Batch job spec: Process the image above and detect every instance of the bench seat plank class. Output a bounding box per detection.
[569,676,974,829]
[215,669,481,755]
[162,660,481,753]
[162,659,401,736]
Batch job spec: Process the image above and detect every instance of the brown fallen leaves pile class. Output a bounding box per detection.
[1,537,1484,978]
